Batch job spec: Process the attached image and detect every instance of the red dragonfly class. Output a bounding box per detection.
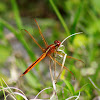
[20,19,83,77]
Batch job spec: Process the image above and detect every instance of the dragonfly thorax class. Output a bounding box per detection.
[54,40,61,47]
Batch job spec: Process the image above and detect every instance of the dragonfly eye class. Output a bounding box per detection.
[54,40,61,47]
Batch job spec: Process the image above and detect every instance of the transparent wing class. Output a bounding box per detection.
[21,18,48,54]
[34,19,48,47]
[48,55,74,76]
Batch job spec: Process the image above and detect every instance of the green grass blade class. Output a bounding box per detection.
[10,0,23,30]
[0,79,6,100]
[71,2,83,33]
[0,18,36,61]
[49,0,70,36]
[63,79,75,95]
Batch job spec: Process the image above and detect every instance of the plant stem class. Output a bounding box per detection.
[49,0,70,36]
[10,0,23,30]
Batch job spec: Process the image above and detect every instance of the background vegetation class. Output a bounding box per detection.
[0,0,100,99]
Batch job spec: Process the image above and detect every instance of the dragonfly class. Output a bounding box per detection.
[20,19,83,77]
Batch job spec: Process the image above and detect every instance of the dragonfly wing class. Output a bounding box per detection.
[55,51,84,63]
[34,19,48,47]
[21,29,44,52]
[24,29,44,51]
[48,55,74,76]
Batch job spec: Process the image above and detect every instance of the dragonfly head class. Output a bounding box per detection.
[54,40,61,47]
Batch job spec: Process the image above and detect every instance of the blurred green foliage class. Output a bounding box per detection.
[0,45,11,64]
[0,0,100,99]
[0,2,7,13]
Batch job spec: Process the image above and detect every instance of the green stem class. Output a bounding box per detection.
[71,2,83,33]
[0,18,35,61]
[10,0,23,30]
[49,0,70,36]
[0,79,6,100]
